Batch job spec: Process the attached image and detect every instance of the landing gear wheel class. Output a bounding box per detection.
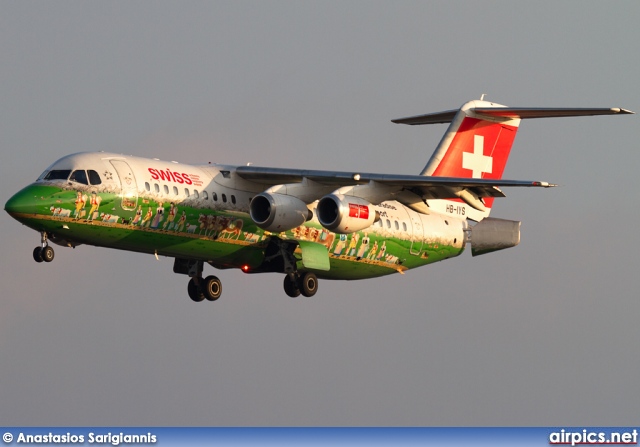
[202,275,222,301]
[298,272,318,297]
[33,247,44,263]
[187,278,205,302]
[41,246,55,263]
[283,275,301,298]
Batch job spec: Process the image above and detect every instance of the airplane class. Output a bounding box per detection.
[4,98,633,302]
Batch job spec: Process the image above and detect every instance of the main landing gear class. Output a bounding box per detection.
[33,232,54,263]
[283,272,318,298]
[183,267,319,302]
[265,237,319,298]
[187,275,222,302]
[174,237,321,302]
[173,259,223,303]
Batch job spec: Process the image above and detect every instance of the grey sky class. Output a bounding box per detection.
[1,1,639,426]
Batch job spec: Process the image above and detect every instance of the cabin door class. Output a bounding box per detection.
[408,211,424,255]
[110,160,138,211]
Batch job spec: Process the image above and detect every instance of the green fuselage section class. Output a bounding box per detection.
[6,183,465,280]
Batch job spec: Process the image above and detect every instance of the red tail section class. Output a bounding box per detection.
[418,100,522,211]
[431,117,517,179]
[430,114,519,209]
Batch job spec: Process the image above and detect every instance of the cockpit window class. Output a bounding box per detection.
[43,170,72,181]
[88,170,102,185]
[69,170,89,185]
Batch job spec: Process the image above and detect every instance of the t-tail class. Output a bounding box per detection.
[393,98,633,220]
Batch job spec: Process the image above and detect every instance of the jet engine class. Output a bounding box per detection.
[250,192,312,232]
[469,217,521,256]
[316,194,377,234]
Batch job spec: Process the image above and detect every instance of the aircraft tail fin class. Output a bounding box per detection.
[393,100,633,218]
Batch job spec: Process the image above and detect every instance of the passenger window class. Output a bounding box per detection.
[164,185,169,195]
[69,170,88,185]
[212,192,218,202]
[145,182,150,191]
[386,219,391,228]
[44,170,72,180]
[202,191,208,200]
[194,190,200,199]
[154,184,160,193]
[184,188,190,197]
[222,194,227,203]
[231,195,236,205]
[88,170,102,185]
[402,222,407,231]
[394,221,399,230]
[173,186,178,196]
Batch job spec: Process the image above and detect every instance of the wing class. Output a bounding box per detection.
[235,166,555,212]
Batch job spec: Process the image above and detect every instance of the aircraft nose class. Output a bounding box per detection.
[5,184,42,217]
[5,191,24,215]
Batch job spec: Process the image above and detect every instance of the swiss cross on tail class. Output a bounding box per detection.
[431,117,517,181]
[462,135,493,178]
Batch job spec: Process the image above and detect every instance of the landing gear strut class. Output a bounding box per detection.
[33,232,54,263]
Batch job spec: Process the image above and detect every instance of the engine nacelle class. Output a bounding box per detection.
[317,194,377,234]
[470,217,521,256]
[250,192,312,232]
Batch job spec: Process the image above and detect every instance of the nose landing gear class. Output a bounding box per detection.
[33,232,54,263]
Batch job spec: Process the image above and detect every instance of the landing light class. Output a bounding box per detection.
[242,265,250,272]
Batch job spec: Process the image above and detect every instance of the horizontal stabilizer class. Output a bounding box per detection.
[393,106,634,125]
[473,107,634,119]
[391,110,458,125]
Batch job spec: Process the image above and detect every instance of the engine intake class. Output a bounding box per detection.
[317,194,377,234]
[250,192,312,232]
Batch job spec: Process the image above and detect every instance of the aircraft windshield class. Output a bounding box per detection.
[88,170,102,185]
[40,169,102,185]
[43,170,72,181]
[69,170,88,185]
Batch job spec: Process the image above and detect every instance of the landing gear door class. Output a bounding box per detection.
[110,160,138,211]
[297,241,331,271]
